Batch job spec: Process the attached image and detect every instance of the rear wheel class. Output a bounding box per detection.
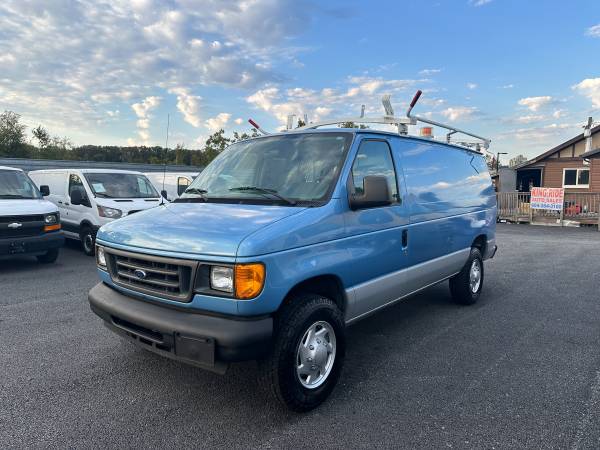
[80,226,96,256]
[259,294,345,412]
[449,247,484,305]
[36,248,59,264]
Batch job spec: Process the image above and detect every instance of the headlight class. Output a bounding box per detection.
[43,213,61,232]
[96,245,107,269]
[210,266,234,293]
[97,205,122,219]
[44,213,58,224]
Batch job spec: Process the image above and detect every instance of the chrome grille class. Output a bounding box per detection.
[104,247,198,302]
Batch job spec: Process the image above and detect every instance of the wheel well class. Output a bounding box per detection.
[80,220,94,234]
[472,234,487,256]
[280,275,346,314]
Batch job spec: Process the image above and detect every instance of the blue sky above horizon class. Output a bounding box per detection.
[1,0,599,160]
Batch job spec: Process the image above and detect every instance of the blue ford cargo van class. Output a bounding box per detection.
[89,128,496,411]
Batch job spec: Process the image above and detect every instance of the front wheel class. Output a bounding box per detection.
[80,226,96,256]
[259,294,345,412]
[449,247,484,305]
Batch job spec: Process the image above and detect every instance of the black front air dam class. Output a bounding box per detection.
[88,282,273,373]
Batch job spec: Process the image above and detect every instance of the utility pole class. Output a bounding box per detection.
[496,152,508,172]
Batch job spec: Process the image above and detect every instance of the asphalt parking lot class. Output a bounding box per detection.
[2,224,600,449]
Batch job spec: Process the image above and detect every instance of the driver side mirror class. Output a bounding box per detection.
[39,185,50,196]
[70,189,83,206]
[349,176,391,210]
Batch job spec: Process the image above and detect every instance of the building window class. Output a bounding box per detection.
[563,168,590,188]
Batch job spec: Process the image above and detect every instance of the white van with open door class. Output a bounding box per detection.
[29,169,161,256]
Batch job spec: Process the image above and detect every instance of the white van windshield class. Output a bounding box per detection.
[179,132,353,205]
[83,173,159,199]
[0,169,41,199]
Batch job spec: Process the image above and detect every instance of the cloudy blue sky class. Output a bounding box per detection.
[1,0,599,160]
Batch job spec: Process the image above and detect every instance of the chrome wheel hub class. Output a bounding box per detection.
[469,259,482,293]
[296,321,336,389]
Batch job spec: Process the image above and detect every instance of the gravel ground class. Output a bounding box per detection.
[1,225,600,449]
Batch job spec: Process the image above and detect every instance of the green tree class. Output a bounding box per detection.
[32,125,50,148]
[0,111,27,156]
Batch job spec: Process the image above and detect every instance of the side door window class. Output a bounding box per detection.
[350,140,399,203]
[69,173,90,207]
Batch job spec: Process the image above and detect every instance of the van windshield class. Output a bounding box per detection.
[179,132,353,205]
[0,169,41,199]
[83,173,159,199]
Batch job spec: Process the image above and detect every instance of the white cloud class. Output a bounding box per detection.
[518,96,554,111]
[205,113,231,132]
[419,68,442,76]
[168,87,201,127]
[505,123,574,141]
[514,115,545,124]
[572,78,600,108]
[500,84,514,89]
[131,96,160,144]
[466,82,478,90]
[552,109,565,119]
[234,118,244,125]
[470,0,493,6]
[586,24,600,38]
[246,76,424,125]
[0,0,318,142]
[440,106,478,121]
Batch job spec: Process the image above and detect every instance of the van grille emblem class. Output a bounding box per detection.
[8,222,22,229]
[133,269,147,280]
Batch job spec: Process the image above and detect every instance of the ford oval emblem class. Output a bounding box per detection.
[133,269,147,280]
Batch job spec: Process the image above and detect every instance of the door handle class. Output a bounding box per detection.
[57,201,63,204]
[64,202,70,206]
[402,229,408,249]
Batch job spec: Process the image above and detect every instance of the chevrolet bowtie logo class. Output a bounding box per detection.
[8,222,22,229]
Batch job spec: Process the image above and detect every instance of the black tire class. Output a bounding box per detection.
[36,248,59,264]
[259,293,346,412]
[449,247,484,305]
[80,226,96,256]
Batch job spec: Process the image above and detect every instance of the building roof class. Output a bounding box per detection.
[515,123,600,170]
[582,147,600,159]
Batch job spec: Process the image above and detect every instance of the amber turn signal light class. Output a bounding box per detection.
[44,224,61,232]
[235,263,265,299]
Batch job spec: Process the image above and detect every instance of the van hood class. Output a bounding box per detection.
[0,198,58,216]
[97,202,306,257]
[95,197,161,214]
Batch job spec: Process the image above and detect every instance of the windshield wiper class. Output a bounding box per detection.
[229,186,297,206]
[184,187,208,196]
[172,187,208,203]
[94,192,112,198]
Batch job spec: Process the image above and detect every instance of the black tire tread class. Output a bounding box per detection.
[258,293,345,412]
[449,247,483,305]
[36,248,59,264]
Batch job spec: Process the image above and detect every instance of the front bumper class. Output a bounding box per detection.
[88,282,273,373]
[0,232,64,257]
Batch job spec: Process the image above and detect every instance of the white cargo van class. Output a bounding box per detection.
[29,169,161,256]
[0,166,64,263]
[144,172,198,201]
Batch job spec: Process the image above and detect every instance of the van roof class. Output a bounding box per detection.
[0,165,23,172]
[29,168,145,175]
[248,128,485,155]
